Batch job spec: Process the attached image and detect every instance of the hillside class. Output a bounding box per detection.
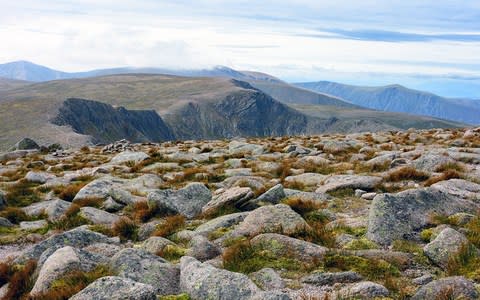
[296,81,480,125]
[0,74,466,150]
[0,77,30,90]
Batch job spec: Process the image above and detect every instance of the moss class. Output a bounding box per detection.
[222,239,308,274]
[88,224,114,237]
[324,253,399,281]
[207,227,232,240]
[343,238,379,250]
[420,228,434,242]
[4,179,42,207]
[157,244,187,262]
[328,188,355,198]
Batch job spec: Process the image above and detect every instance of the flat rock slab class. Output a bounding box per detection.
[70,276,156,300]
[316,175,382,193]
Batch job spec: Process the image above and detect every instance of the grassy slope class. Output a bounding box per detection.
[0,74,465,150]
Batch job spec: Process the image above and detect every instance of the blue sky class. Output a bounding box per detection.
[0,0,479,98]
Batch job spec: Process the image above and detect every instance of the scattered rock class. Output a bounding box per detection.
[19,220,47,231]
[316,175,382,193]
[140,236,176,254]
[180,256,259,299]
[201,187,254,215]
[250,268,285,290]
[244,184,286,209]
[148,183,212,219]
[0,217,14,227]
[187,235,221,261]
[110,248,179,295]
[14,138,40,150]
[25,171,56,183]
[338,281,389,299]
[412,276,478,300]
[302,271,363,286]
[110,151,149,165]
[70,276,156,300]
[79,206,121,226]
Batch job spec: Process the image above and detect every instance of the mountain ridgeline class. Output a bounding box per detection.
[296,81,480,125]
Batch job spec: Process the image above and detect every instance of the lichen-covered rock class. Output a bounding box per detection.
[230,204,309,238]
[73,176,122,201]
[187,235,221,262]
[194,212,249,236]
[30,246,105,296]
[70,276,156,300]
[367,187,479,245]
[284,173,326,187]
[15,228,113,264]
[412,153,456,172]
[250,233,327,263]
[25,171,56,183]
[140,236,176,254]
[79,206,121,226]
[411,276,478,300]
[229,140,264,156]
[110,248,179,295]
[180,256,259,299]
[148,183,211,219]
[249,268,285,290]
[243,184,286,209]
[338,281,389,299]
[302,271,363,286]
[423,228,476,269]
[431,179,480,202]
[201,187,254,215]
[19,220,47,231]
[316,175,382,193]
[22,199,70,221]
[110,151,149,165]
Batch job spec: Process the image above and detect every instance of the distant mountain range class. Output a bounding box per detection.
[0,60,472,149]
[295,81,480,125]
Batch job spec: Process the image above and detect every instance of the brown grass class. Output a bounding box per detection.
[30,265,112,300]
[4,179,42,207]
[112,217,138,241]
[435,162,466,173]
[72,197,104,208]
[0,207,29,224]
[153,215,186,237]
[124,200,159,223]
[384,167,430,182]
[0,260,13,286]
[54,182,87,202]
[283,198,325,217]
[1,259,37,300]
[424,170,462,187]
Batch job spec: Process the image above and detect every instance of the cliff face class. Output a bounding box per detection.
[52,98,175,144]
[163,88,310,140]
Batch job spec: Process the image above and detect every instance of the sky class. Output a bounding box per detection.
[1,0,480,98]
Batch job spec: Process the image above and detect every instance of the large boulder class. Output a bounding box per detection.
[147,183,212,219]
[110,248,179,295]
[110,151,149,165]
[194,212,249,237]
[230,204,309,238]
[338,281,389,299]
[180,256,259,299]
[250,233,327,263]
[14,138,40,150]
[201,187,254,216]
[15,228,113,264]
[73,177,122,202]
[229,141,264,156]
[316,175,382,193]
[25,171,56,184]
[79,207,121,226]
[70,276,156,300]
[411,276,478,300]
[30,246,105,296]
[423,228,476,269]
[367,187,479,245]
[243,184,286,209]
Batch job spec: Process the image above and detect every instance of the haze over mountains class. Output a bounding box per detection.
[0,60,471,150]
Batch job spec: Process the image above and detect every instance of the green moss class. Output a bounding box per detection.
[328,188,355,198]
[223,240,309,274]
[207,227,232,240]
[343,238,379,250]
[157,245,187,262]
[420,228,433,242]
[324,253,399,281]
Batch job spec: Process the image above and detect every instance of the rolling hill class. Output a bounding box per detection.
[295,81,480,125]
[0,74,464,150]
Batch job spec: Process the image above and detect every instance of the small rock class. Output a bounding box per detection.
[412,274,434,285]
[338,281,389,299]
[24,171,56,183]
[0,217,14,227]
[79,207,121,226]
[316,175,382,193]
[201,187,254,216]
[14,138,40,150]
[19,220,47,231]
[187,235,221,261]
[110,151,149,165]
[302,271,363,286]
[140,236,176,254]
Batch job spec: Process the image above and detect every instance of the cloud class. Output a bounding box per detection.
[304,28,480,42]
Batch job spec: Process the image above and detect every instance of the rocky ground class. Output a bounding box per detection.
[0,128,479,299]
